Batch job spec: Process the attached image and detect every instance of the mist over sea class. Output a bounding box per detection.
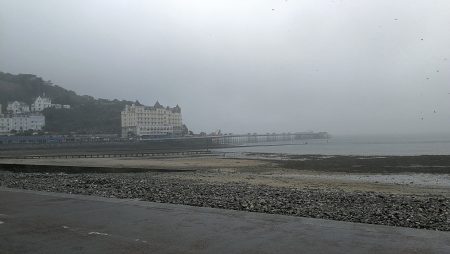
[216,133,450,156]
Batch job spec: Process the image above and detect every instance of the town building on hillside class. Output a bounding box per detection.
[31,96,71,112]
[0,114,45,135]
[52,104,71,109]
[7,101,30,114]
[31,96,52,112]
[0,95,72,135]
[0,118,6,135]
[121,102,183,138]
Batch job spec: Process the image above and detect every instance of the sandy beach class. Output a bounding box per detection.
[1,153,449,230]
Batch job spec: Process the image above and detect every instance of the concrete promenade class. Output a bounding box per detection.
[0,188,449,254]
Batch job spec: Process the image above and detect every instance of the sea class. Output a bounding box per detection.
[214,133,450,156]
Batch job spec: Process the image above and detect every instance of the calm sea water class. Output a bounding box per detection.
[214,134,450,156]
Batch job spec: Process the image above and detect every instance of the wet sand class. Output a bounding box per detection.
[1,153,449,196]
[1,153,449,230]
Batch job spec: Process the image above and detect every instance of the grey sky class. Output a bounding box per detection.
[1,0,449,135]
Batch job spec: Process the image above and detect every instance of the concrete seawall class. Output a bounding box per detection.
[1,188,449,254]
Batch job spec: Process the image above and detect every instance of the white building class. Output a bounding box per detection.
[51,104,71,109]
[7,101,30,114]
[0,117,7,135]
[121,102,182,137]
[31,96,52,112]
[0,114,45,134]
[31,96,71,112]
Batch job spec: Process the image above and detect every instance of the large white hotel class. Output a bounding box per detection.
[121,102,183,137]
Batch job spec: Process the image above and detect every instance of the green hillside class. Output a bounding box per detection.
[0,71,135,134]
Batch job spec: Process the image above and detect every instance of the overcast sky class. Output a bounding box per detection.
[1,0,449,135]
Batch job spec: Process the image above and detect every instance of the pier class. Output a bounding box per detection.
[209,132,329,145]
[0,132,329,146]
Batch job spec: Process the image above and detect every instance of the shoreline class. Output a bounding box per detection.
[1,171,448,231]
[0,152,449,231]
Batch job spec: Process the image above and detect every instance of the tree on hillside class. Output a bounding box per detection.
[0,71,134,134]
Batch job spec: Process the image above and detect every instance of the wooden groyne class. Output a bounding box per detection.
[0,150,211,160]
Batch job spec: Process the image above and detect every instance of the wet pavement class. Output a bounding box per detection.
[0,188,449,254]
